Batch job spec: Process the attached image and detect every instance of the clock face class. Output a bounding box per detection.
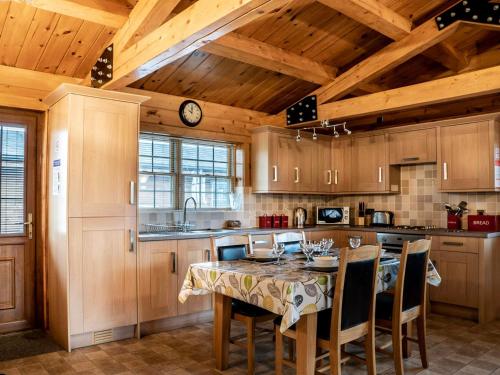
[179,100,202,127]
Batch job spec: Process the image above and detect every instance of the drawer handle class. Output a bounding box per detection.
[129,229,136,252]
[272,165,278,182]
[171,252,177,273]
[402,157,419,162]
[205,249,211,261]
[442,241,463,246]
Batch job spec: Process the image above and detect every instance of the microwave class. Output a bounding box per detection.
[316,207,351,225]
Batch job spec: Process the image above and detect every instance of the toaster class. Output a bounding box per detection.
[371,211,394,227]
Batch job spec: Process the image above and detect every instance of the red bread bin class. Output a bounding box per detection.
[468,214,500,232]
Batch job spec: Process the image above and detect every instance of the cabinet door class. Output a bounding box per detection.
[80,217,138,332]
[290,138,317,192]
[351,135,387,192]
[439,122,492,191]
[177,239,212,316]
[338,231,377,247]
[429,250,478,308]
[71,96,139,217]
[332,138,352,193]
[139,240,178,322]
[317,138,333,193]
[269,133,293,191]
[389,128,436,165]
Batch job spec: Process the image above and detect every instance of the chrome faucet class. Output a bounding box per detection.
[182,197,197,232]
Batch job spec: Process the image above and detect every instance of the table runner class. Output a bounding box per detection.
[179,257,440,333]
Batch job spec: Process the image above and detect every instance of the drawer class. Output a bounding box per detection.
[251,234,272,248]
[431,236,479,253]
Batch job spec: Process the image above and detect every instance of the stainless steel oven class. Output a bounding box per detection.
[376,232,426,253]
[316,207,351,225]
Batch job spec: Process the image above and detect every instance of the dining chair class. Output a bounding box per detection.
[375,238,432,375]
[210,234,276,374]
[272,231,306,254]
[275,244,382,375]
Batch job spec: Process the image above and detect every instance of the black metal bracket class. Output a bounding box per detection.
[435,0,500,30]
[286,95,317,126]
[90,44,113,88]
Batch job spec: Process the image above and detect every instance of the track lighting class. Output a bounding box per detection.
[312,128,318,140]
[333,126,339,138]
[343,122,351,135]
[296,129,301,142]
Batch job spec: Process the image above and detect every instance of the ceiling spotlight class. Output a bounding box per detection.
[343,123,351,135]
[333,126,339,138]
[320,119,329,128]
[296,129,301,142]
[312,128,318,140]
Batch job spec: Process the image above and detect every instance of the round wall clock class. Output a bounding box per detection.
[179,100,202,127]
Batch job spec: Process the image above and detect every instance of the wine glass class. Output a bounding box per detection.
[348,235,362,249]
[301,241,313,264]
[323,238,334,254]
[276,243,286,265]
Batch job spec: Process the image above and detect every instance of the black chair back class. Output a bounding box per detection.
[402,251,428,311]
[217,245,248,261]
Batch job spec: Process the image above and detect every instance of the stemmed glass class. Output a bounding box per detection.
[300,241,313,264]
[273,243,286,265]
[320,238,334,255]
[348,235,362,249]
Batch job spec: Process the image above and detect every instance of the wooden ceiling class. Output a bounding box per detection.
[0,0,499,118]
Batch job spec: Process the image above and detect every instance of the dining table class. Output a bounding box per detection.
[178,253,441,374]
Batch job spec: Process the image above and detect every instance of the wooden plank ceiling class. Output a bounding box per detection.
[0,0,498,116]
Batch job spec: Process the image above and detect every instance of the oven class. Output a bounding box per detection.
[376,232,426,253]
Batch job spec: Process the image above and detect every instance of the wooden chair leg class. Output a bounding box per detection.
[402,322,409,359]
[330,344,342,375]
[392,323,404,375]
[365,331,377,375]
[288,337,295,361]
[275,326,284,375]
[416,316,428,368]
[246,319,256,375]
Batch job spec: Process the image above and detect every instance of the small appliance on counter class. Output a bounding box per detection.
[468,210,500,232]
[316,206,350,225]
[294,207,307,228]
[371,211,395,227]
[225,220,241,229]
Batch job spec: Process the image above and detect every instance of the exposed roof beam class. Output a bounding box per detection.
[112,0,181,53]
[13,0,129,28]
[318,0,467,72]
[262,65,500,126]
[201,33,338,85]
[315,18,461,104]
[103,0,290,90]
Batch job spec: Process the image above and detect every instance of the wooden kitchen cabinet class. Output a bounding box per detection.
[389,128,436,165]
[336,230,377,247]
[331,138,352,193]
[351,134,399,193]
[139,240,178,323]
[315,137,333,193]
[438,120,500,192]
[289,137,317,192]
[177,239,212,316]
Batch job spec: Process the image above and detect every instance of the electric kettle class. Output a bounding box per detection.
[294,207,307,228]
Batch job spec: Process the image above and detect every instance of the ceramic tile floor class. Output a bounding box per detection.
[1,314,500,374]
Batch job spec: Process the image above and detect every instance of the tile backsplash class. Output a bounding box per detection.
[139,164,500,231]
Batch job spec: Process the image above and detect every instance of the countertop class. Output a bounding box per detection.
[139,224,500,241]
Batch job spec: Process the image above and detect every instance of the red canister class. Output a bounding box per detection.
[272,214,281,228]
[447,215,462,230]
[280,215,288,228]
[259,215,272,228]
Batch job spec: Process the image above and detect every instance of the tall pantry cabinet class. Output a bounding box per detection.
[45,84,149,351]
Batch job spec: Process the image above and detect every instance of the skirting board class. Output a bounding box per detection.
[431,302,478,322]
[140,310,213,337]
[71,325,136,350]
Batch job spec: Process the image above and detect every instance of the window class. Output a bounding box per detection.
[0,125,26,234]
[139,133,236,210]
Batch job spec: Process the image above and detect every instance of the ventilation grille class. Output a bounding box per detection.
[93,329,113,345]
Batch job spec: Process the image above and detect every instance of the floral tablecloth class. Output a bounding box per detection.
[179,256,440,333]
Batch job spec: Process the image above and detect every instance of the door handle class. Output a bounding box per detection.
[205,249,211,261]
[171,252,177,273]
[327,170,332,185]
[378,167,383,183]
[14,213,33,239]
[129,229,136,252]
[294,167,300,183]
[129,181,136,205]
[334,170,338,185]
[443,162,448,181]
[272,165,278,182]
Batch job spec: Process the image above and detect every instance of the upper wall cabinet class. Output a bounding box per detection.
[438,118,500,192]
[389,128,437,165]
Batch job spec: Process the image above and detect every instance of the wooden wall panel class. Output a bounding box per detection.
[0,257,15,310]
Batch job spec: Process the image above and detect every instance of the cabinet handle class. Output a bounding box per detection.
[443,162,448,181]
[272,165,278,182]
[442,241,463,247]
[402,157,420,162]
[378,167,383,183]
[205,249,211,261]
[294,167,300,183]
[171,252,177,273]
[327,170,332,185]
[129,181,136,205]
[129,229,135,252]
[334,170,338,185]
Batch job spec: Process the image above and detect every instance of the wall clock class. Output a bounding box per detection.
[179,100,202,127]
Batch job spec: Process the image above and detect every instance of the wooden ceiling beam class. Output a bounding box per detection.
[315,19,461,104]
[201,32,338,85]
[13,0,129,28]
[318,0,468,72]
[103,0,290,90]
[262,65,500,126]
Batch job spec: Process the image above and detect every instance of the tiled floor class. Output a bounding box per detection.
[1,315,500,374]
